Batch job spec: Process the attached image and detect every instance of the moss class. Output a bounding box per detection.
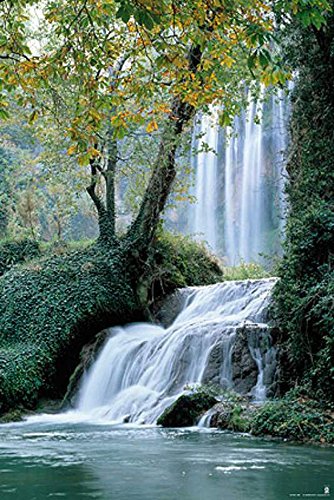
[0,232,222,415]
[148,232,222,296]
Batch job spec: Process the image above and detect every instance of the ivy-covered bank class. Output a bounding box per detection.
[0,239,40,276]
[0,233,222,414]
[273,11,334,402]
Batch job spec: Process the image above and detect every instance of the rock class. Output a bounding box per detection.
[231,324,278,397]
[62,329,110,408]
[201,336,226,386]
[209,399,256,432]
[153,289,194,328]
[157,392,218,427]
[231,326,258,394]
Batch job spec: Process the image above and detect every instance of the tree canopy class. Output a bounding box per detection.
[0,1,330,151]
[0,0,331,243]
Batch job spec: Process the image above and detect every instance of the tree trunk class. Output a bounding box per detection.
[126,45,202,253]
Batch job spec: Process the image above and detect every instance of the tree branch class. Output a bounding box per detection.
[86,158,106,217]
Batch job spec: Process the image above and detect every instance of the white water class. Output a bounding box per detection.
[189,88,291,264]
[69,278,277,425]
[239,89,264,262]
[198,407,218,428]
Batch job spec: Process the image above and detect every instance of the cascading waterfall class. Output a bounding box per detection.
[189,88,291,265]
[75,278,277,425]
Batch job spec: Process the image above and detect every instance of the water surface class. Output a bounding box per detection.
[0,421,332,500]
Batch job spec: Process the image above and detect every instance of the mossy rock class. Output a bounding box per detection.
[157,392,218,427]
[210,400,255,433]
[0,407,25,423]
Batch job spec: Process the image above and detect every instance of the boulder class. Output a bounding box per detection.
[157,392,218,427]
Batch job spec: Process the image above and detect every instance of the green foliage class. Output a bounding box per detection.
[148,232,223,298]
[227,404,251,433]
[273,11,334,402]
[0,238,40,276]
[252,390,334,443]
[161,386,334,442]
[0,240,133,412]
[223,261,270,281]
[0,108,97,242]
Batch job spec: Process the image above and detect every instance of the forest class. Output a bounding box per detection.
[0,1,333,499]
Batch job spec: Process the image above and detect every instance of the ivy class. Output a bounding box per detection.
[273,10,334,402]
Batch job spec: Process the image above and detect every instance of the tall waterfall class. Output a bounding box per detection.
[76,278,277,425]
[188,88,290,265]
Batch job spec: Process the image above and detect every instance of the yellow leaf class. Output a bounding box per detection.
[67,145,77,155]
[146,120,159,133]
[87,147,100,158]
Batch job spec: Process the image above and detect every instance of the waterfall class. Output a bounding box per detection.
[76,278,277,425]
[239,90,264,262]
[192,109,219,252]
[189,88,290,264]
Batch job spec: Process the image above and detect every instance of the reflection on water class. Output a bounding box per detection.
[0,422,333,500]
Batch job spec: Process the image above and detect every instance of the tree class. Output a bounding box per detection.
[1,0,330,248]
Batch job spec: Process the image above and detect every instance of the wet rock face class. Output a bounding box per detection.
[201,339,226,386]
[200,324,278,398]
[153,289,193,328]
[231,326,259,394]
[232,324,278,397]
[152,279,279,402]
[157,392,218,427]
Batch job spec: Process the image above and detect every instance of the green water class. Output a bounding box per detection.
[0,422,333,500]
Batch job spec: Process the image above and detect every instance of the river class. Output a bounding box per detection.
[0,421,333,500]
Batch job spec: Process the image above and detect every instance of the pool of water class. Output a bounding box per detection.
[0,421,333,500]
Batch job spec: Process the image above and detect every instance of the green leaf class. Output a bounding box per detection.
[0,108,10,120]
[116,3,132,23]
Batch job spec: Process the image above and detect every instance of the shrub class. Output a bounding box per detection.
[0,238,40,276]
[252,391,334,444]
